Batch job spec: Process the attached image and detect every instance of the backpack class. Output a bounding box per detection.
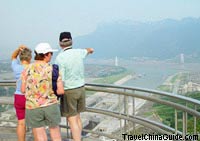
[52,64,62,99]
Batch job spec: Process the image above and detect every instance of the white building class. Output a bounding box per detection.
[180,53,184,64]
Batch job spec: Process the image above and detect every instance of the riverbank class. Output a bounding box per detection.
[114,74,133,85]
[86,74,134,99]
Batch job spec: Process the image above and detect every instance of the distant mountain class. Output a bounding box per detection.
[74,17,200,60]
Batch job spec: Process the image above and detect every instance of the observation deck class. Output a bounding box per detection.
[0,80,200,141]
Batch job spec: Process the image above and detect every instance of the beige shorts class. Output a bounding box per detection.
[60,86,86,117]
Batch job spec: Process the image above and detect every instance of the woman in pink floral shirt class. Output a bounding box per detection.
[21,43,64,141]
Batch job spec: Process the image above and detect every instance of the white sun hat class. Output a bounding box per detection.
[35,43,58,54]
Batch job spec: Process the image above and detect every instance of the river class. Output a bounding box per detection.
[122,62,200,90]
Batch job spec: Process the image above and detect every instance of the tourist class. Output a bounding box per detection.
[21,43,64,141]
[55,32,94,141]
[11,45,32,141]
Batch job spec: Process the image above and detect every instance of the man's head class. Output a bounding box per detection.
[59,32,72,48]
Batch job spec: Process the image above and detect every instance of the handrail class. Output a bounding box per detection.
[86,107,182,135]
[3,80,200,106]
[86,86,200,117]
[0,80,16,86]
[86,83,200,106]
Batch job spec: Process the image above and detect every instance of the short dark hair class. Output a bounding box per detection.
[34,51,50,60]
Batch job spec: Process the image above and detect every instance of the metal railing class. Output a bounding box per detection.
[0,80,200,141]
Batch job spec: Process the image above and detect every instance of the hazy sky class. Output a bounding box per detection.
[0,0,200,58]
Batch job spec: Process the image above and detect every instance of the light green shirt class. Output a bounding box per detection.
[55,48,87,90]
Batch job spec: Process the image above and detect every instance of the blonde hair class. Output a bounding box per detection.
[19,48,32,62]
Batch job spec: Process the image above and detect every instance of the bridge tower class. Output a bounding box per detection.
[115,56,118,66]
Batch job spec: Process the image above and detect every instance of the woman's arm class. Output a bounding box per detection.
[21,81,26,94]
[11,45,26,60]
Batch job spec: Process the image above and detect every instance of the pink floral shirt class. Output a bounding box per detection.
[21,62,58,109]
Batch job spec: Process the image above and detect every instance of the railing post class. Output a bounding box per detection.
[132,90,136,134]
[194,105,197,135]
[124,88,128,133]
[66,118,70,139]
[118,92,123,136]
[182,112,187,141]
[175,109,178,134]
[185,103,188,134]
